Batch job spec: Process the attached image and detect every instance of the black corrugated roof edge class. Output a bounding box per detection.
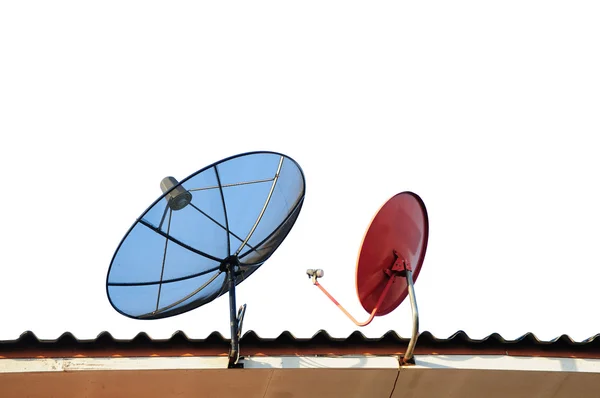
[1,330,599,347]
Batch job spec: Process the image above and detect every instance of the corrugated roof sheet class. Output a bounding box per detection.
[1,330,599,359]
[2,329,599,345]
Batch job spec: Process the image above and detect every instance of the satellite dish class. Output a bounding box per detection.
[306,191,428,364]
[106,151,305,367]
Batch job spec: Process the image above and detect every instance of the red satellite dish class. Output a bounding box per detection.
[307,191,428,364]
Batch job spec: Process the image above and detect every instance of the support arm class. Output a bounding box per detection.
[402,269,419,364]
[311,274,397,327]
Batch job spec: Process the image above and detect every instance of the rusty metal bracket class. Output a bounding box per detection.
[387,250,413,275]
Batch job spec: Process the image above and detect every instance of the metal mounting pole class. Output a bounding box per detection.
[227,266,239,368]
[222,256,245,368]
[401,269,419,365]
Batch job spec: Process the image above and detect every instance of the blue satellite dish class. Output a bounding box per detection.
[106,151,305,357]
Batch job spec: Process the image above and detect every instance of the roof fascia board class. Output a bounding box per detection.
[3,355,600,373]
[413,355,600,373]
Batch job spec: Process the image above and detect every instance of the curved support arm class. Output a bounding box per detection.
[313,275,396,327]
[402,269,419,364]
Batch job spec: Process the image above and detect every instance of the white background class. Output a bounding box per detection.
[1,1,599,342]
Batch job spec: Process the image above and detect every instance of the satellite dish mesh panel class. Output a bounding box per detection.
[106,152,305,320]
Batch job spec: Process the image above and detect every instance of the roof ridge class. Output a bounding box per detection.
[2,330,599,344]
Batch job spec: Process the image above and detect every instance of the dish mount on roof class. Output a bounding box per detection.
[106,151,306,368]
[306,191,428,364]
